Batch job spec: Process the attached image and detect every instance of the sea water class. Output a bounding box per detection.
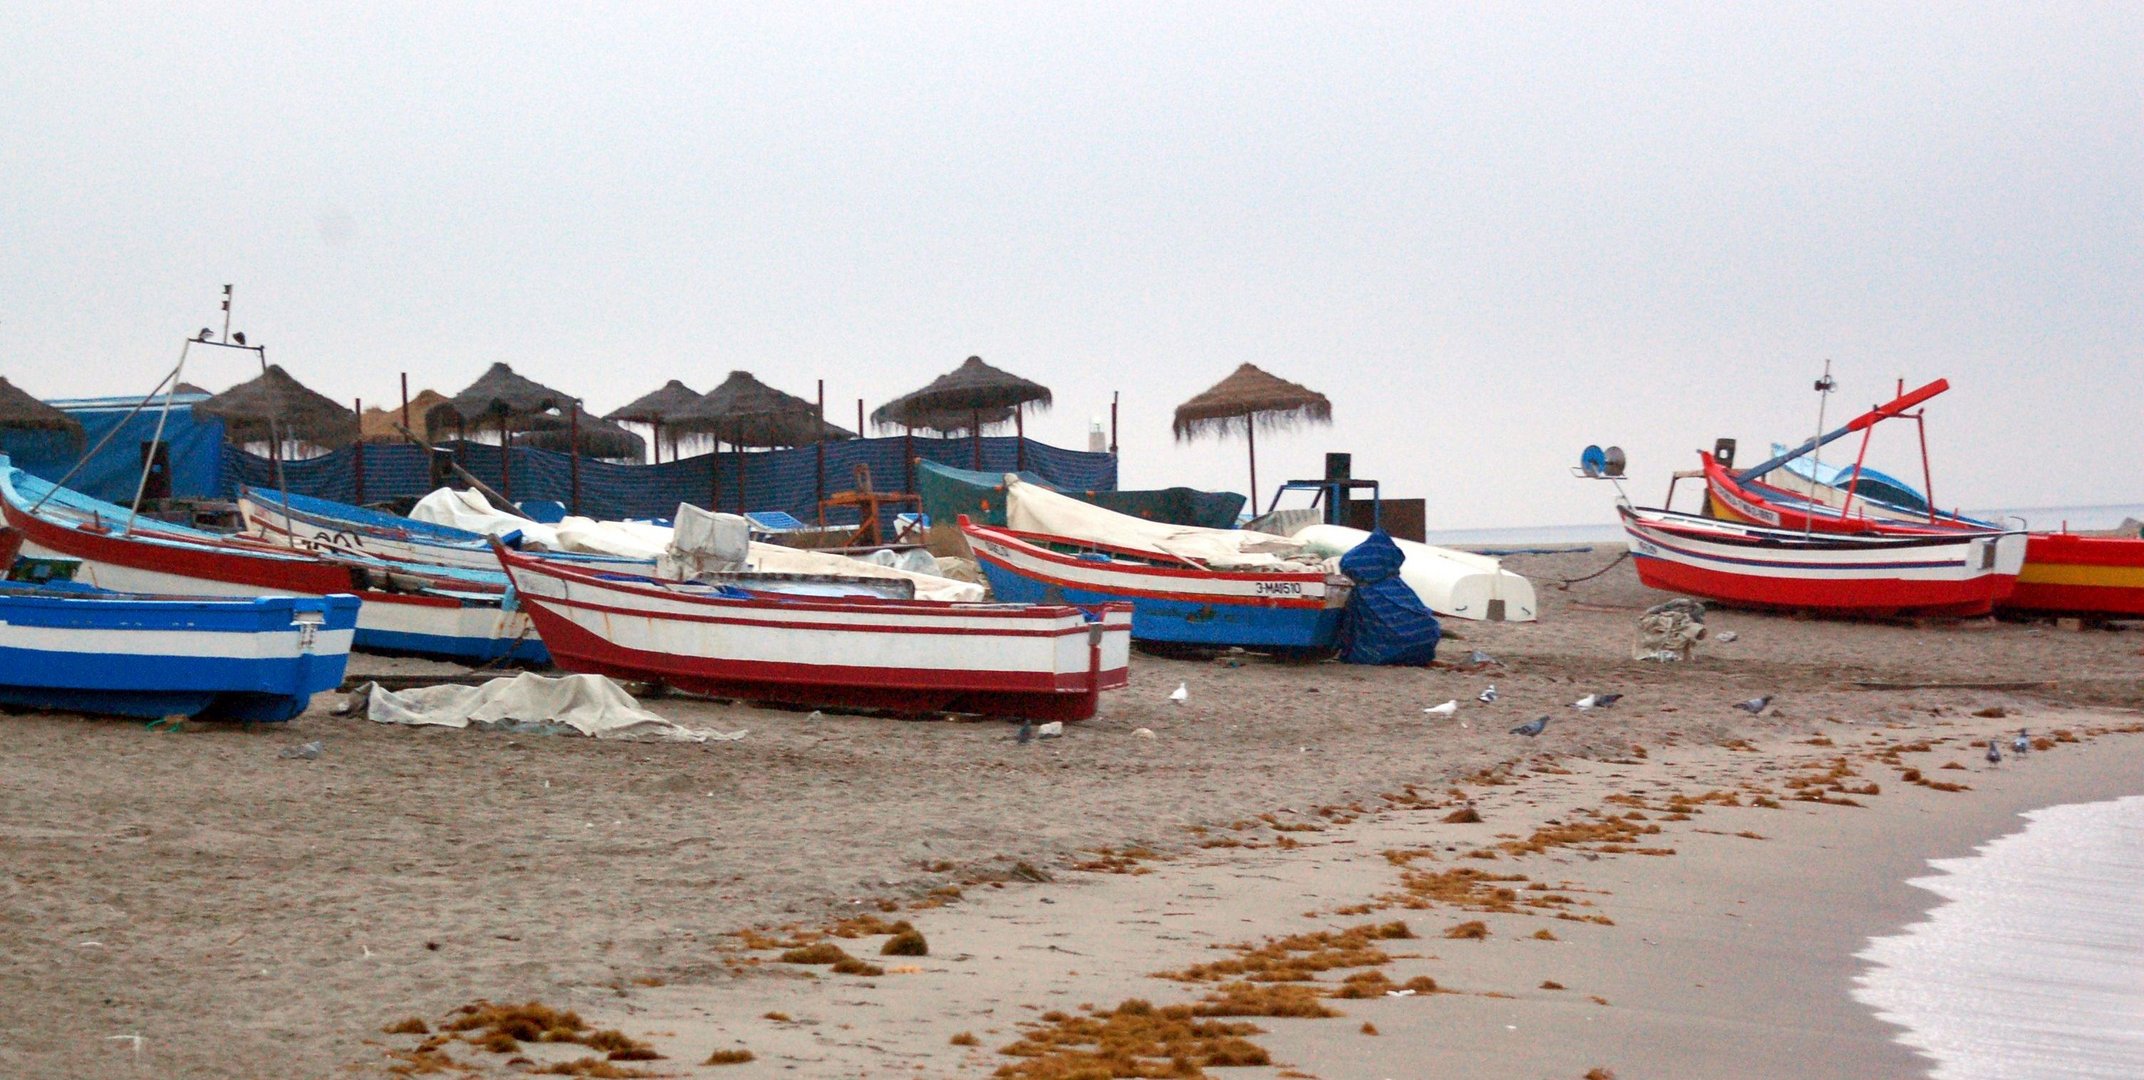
[1421,502,2144,552]
[1854,795,2144,1078]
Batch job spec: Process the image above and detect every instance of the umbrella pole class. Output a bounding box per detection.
[1247,421,1258,515]
[652,419,662,465]
[569,403,582,517]
[1015,404,1026,471]
[971,408,982,470]
[708,435,719,512]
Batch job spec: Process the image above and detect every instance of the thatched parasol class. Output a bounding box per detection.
[360,389,449,443]
[174,382,210,395]
[0,377,85,447]
[603,379,702,463]
[195,364,360,450]
[515,412,647,460]
[872,356,1051,468]
[429,363,581,501]
[670,371,853,447]
[670,371,852,513]
[427,362,576,436]
[1172,363,1332,507]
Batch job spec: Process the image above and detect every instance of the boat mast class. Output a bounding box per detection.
[1803,361,1835,540]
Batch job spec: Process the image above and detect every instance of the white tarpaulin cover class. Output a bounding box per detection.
[1291,523,1540,623]
[361,671,744,741]
[1003,477,1328,571]
[407,489,986,601]
[660,504,752,578]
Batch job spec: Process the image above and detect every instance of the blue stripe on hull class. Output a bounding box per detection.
[353,628,550,664]
[979,562,1339,650]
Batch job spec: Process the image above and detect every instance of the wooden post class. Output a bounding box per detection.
[1110,391,1119,454]
[1246,421,1257,515]
[353,397,366,505]
[971,408,982,470]
[904,429,915,496]
[1014,403,1026,471]
[734,420,748,516]
[400,373,410,430]
[651,418,662,464]
[569,402,582,516]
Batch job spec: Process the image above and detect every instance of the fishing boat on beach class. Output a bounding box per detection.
[1693,378,2144,618]
[237,486,655,574]
[492,542,1132,720]
[1620,503,2025,618]
[1,462,546,663]
[961,517,1349,652]
[0,528,358,721]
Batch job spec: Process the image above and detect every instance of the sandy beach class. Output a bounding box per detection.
[4,547,2142,1079]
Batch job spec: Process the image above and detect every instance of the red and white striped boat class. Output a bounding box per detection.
[492,542,1133,721]
[1620,504,2025,618]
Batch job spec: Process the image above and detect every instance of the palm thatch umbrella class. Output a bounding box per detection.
[603,379,701,463]
[670,371,853,513]
[515,412,646,460]
[359,389,449,443]
[0,377,84,449]
[195,365,360,451]
[428,363,579,501]
[872,356,1051,469]
[1172,363,1332,508]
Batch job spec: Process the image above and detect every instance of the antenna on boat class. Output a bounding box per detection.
[1804,360,1836,540]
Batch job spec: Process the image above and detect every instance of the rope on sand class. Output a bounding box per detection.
[1550,550,1631,590]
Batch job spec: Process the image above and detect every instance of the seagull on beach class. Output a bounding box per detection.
[1015,719,1034,744]
[1573,693,1622,711]
[1477,685,1499,703]
[1168,682,1188,705]
[1468,650,1500,667]
[1424,700,1459,716]
[1734,696,1773,714]
[1510,716,1550,738]
[2012,728,2031,755]
[1985,740,2002,765]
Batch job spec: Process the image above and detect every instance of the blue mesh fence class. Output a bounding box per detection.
[221,436,1116,530]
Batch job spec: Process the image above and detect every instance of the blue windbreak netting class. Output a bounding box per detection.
[1334,529,1441,666]
[2,395,225,503]
[221,436,1116,535]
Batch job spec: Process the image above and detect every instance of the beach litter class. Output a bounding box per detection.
[1037,721,1065,739]
[277,740,324,760]
[1133,727,1156,739]
[1634,598,1707,661]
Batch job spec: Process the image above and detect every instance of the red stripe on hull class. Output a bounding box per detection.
[5,498,356,594]
[1630,555,2008,617]
[519,595,1115,721]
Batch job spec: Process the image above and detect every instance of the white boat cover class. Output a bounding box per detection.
[360,672,745,741]
[1004,476,1536,622]
[1291,524,1538,623]
[407,490,985,602]
[1004,478,1329,571]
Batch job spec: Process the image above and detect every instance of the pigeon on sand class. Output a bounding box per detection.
[2012,728,2030,755]
[1985,740,2002,765]
[1477,685,1499,703]
[1573,693,1623,710]
[1510,716,1550,737]
[1734,696,1773,714]
[1015,719,1034,744]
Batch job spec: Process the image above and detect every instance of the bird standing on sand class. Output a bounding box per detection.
[1985,740,2001,765]
[1734,696,1773,714]
[1015,719,1034,744]
[1168,682,1188,705]
[2012,729,2030,755]
[1477,685,1499,703]
[1468,649,1500,667]
[1510,716,1550,737]
[1424,700,1459,716]
[1573,693,1622,711]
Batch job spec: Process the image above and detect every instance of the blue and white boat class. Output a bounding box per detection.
[0,531,358,721]
[0,461,546,665]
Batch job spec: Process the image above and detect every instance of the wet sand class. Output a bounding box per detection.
[2,547,2140,1078]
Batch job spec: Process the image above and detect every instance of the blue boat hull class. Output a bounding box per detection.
[0,586,360,722]
[977,561,1342,651]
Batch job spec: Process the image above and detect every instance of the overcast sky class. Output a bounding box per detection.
[5,3,2138,526]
